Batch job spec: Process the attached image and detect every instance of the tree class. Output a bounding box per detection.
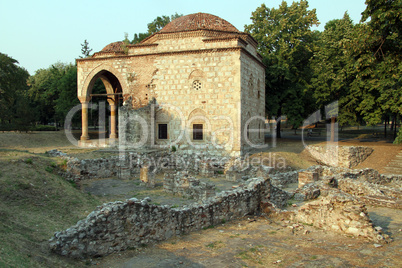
[245,1,320,137]
[310,13,360,127]
[130,13,182,44]
[54,65,79,125]
[80,39,93,58]
[28,63,71,126]
[0,53,33,130]
[348,0,402,141]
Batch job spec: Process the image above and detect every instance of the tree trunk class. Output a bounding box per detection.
[276,118,281,138]
[393,114,398,140]
[384,116,387,138]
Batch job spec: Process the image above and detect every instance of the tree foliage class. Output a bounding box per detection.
[130,13,182,44]
[28,63,76,126]
[310,13,360,126]
[80,39,93,58]
[349,0,402,140]
[0,53,34,130]
[245,0,319,136]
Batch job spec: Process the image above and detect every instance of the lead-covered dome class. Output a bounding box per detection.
[101,41,124,53]
[159,12,240,33]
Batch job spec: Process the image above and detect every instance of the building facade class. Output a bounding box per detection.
[76,13,265,156]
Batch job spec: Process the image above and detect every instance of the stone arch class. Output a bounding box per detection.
[189,69,205,80]
[188,108,206,120]
[156,108,173,122]
[79,64,128,100]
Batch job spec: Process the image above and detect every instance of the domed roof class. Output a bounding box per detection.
[159,13,240,33]
[101,41,124,53]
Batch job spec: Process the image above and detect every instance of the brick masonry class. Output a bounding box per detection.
[76,13,265,156]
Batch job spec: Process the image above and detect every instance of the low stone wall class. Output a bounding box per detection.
[294,192,388,243]
[53,150,234,182]
[49,177,273,259]
[306,145,374,168]
[269,170,299,188]
[163,171,215,202]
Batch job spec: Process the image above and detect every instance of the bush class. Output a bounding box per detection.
[394,127,402,144]
[30,125,58,131]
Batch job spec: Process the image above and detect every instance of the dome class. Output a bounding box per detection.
[101,41,124,53]
[159,13,240,33]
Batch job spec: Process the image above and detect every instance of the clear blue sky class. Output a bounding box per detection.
[0,0,367,75]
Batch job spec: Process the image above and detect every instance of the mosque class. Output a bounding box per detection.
[76,12,265,156]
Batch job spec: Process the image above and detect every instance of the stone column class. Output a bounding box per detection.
[108,100,117,140]
[80,99,90,141]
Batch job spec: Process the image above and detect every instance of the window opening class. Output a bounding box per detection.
[193,124,203,140]
[158,124,168,139]
[193,80,202,90]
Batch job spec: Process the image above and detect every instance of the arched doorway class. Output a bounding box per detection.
[79,70,123,144]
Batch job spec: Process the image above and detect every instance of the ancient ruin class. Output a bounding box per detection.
[48,146,401,259]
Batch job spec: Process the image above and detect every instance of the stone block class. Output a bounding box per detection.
[140,166,155,188]
[298,171,319,188]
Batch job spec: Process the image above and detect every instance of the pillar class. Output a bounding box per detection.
[108,99,117,139]
[80,101,89,141]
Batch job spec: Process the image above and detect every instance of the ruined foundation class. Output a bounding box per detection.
[48,150,401,259]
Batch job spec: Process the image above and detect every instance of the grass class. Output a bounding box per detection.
[236,246,265,265]
[0,150,102,267]
[203,225,215,230]
[205,241,224,249]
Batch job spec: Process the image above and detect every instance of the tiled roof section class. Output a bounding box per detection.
[101,41,124,52]
[159,13,240,33]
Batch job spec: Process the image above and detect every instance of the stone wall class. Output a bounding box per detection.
[61,150,229,182]
[163,171,215,202]
[306,145,374,168]
[49,176,272,259]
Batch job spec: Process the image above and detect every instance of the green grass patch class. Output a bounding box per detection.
[205,241,224,249]
[202,225,215,230]
[0,152,102,267]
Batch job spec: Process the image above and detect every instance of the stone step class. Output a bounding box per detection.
[384,150,402,174]
[383,166,402,174]
[387,161,402,167]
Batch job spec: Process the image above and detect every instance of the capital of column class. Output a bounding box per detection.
[78,96,91,104]
[107,98,117,106]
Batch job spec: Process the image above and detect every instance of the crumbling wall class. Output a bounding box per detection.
[303,165,402,208]
[293,192,388,243]
[49,177,271,259]
[306,145,374,168]
[163,171,215,202]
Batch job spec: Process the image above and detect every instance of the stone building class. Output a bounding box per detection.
[76,13,265,156]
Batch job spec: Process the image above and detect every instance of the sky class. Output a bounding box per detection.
[0,0,367,75]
